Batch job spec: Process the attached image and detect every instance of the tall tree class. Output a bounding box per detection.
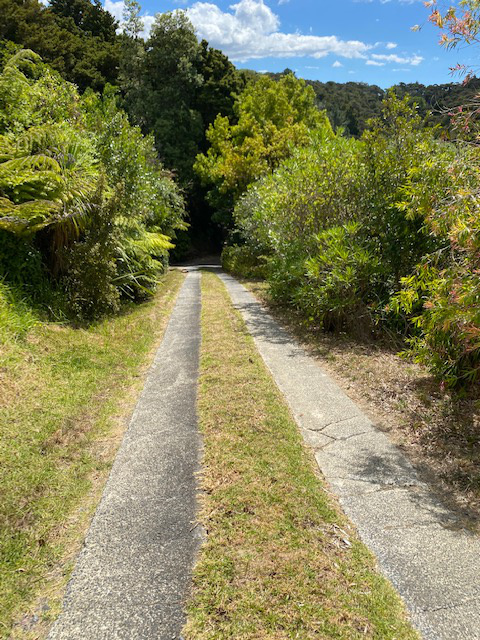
[118,0,145,116]
[194,73,332,228]
[0,0,120,91]
[195,40,243,140]
[122,0,143,39]
[48,0,118,40]
[137,10,203,182]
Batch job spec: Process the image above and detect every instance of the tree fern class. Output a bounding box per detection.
[0,50,186,317]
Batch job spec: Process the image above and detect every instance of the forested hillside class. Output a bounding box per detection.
[309,77,480,136]
[266,69,480,136]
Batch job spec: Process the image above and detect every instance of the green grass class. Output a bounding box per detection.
[0,270,185,639]
[0,282,38,342]
[184,272,418,640]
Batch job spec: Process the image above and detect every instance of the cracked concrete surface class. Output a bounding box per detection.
[48,271,202,640]
[219,271,480,640]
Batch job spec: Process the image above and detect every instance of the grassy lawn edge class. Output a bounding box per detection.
[184,271,418,640]
[1,269,185,639]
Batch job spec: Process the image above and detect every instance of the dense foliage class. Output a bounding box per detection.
[303,77,480,137]
[0,0,120,91]
[195,73,332,227]
[227,93,480,387]
[0,49,185,321]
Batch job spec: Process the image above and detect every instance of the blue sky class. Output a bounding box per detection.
[104,0,470,87]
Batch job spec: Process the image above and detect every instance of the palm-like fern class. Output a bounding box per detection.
[0,51,98,238]
[0,50,187,315]
[0,125,98,236]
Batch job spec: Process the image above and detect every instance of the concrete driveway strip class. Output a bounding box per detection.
[48,271,202,640]
[219,271,480,640]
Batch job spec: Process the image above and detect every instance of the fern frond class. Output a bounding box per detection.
[0,197,61,234]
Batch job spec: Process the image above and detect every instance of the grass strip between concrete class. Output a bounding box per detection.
[184,271,418,640]
[0,270,185,639]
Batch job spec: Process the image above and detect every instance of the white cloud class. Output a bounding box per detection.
[102,0,423,69]
[141,14,156,37]
[371,52,423,65]
[104,0,123,22]
[186,0,371,62]
[332,60,343,68]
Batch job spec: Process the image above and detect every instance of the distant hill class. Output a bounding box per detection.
[310,78,480,136]
[265,70,480,136]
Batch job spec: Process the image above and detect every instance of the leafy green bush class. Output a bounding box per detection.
[234,131,362,257]
[299,223,382,332]
[360,93,454,287]
[231,92,479,385]
[221,244,268,279]
[0,50,186,320]
[63,190,120,322]
[391,147,480,386]
[83,87,186,299]
[392,265,480,386]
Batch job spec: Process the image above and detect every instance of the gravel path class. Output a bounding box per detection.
[48,271,202,640]
[219,270,480,640]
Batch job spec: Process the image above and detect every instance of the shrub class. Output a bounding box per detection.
[299,222,382,332]
[0,51,186,320]
[234,131,363,258]
[230,92,478,384]
[221,244,268,279]
[393,264,480,387]
[84,88,186,299]
[391,147,480,386]
[63,195,120,322]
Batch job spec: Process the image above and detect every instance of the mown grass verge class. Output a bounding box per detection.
[184,271,418,640]
[0,269,185,639]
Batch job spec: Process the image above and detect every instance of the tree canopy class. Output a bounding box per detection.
[0,0,120,91]
[194,73,332,225]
